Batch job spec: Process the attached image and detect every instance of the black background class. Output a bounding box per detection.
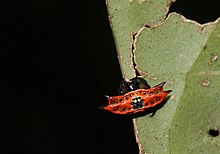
[0,0,220,154]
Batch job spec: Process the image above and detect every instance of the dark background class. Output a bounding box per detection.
[0,0,220,153]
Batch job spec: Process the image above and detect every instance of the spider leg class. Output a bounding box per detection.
[150,106,158,117]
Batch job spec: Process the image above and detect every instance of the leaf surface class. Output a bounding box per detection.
[106,0,220,153]
[106,0,172,78]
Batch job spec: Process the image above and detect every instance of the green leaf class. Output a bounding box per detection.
[169,21,220,153]
[106,0,220,153]
[106,0,172,78]
[134,14,220,154]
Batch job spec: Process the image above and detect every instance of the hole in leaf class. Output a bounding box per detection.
[208,129,219,137]
[169,0,220,24]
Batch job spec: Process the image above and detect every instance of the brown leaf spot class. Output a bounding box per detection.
[199,26,206,33]
[201,79,210,87]
[210,53,218,62]
[150,75,157,80]
[168,79,174,85]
